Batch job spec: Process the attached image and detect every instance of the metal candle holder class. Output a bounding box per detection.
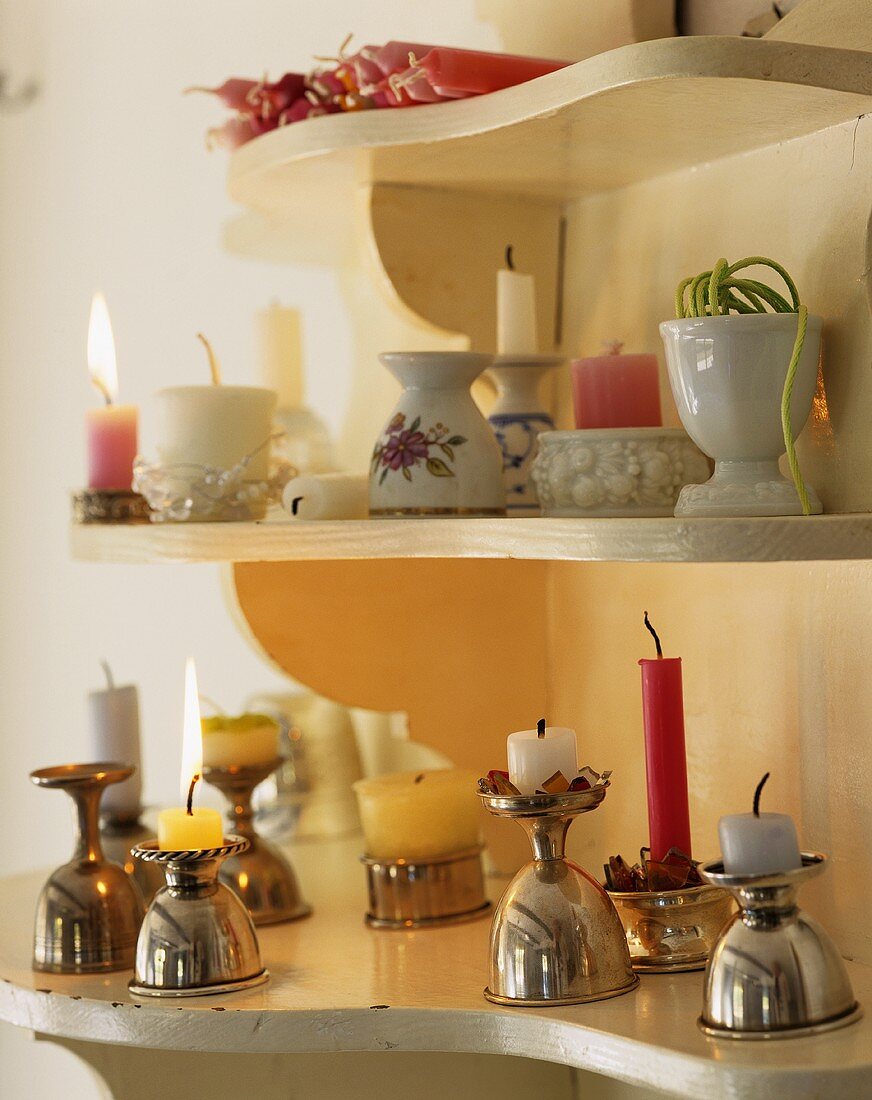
[698,852,862,1038]
[31,763,145,974]
[480,785,638,1006]
[362,846,490,929]
[100,813,166,904]
[608,884,734,973]
[203,759,311,925]
[129,836,268,998]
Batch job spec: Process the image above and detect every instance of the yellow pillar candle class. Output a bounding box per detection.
[353,769,482,860]
[158,657,225,851]
[201,714,279,769]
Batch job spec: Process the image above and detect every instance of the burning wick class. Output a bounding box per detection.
[643,611,663,658]
[291,496,304,516]
[414,773,425,784]
[537,717,546,740]
[186,774,200,817]
[753,772,770,818]
[505,244,515,271]
[196,333,222,386]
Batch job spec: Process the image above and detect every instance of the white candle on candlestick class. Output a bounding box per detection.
[496,245,537,355]
[507,719,577,794]
[718,773,802,876]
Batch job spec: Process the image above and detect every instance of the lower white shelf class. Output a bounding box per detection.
[69,513,872,565]
[1,836,870,1098]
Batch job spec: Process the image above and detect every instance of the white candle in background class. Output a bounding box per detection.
[88,661,143,823]
[496,246,537,355]
[507,721,578,794]
[257,301,304,409]
[718,772,802,876]
[282,473,368,520]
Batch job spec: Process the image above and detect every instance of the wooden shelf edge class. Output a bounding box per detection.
[70,514,872,566]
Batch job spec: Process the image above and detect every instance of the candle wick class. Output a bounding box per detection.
[99,659,115,691]
[291,496,304,516]
[186,774,200,816]
[753,771,770,817]
[505,245,515,271]
[643,611,663,658]
[92,376,113,406]
[414,773,425,784]
[537,717,546,739]
[197,333,222,386]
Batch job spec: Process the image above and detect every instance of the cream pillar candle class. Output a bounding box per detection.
[158,658,224,851]
[87,661,142,822]
[353,769,481,860]
[496,246,537,355]
[282,473,368,520]
[507,721,578,794]
[718,773,802,876]
[201,714,279,768]
[257,301,304,409]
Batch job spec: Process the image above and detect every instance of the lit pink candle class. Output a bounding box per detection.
[571,342,662,429]
[86,293,138,490]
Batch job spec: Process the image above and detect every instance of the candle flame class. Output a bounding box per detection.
[180,657,203,805]
[87,292,118,404]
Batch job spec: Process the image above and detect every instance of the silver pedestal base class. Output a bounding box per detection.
[484,974,638,1008]
[129,969,270,999]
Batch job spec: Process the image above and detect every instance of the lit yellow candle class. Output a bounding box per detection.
[201,713,279,769]
[353,769,481,860]
[158,658,223,850]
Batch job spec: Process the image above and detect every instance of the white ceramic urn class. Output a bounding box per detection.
[659,312,823,516]
[369,352,505,517]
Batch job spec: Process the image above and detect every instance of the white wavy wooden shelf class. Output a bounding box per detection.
[227,35,872,229]
[70,514,872,565]
[1,836,870,1099]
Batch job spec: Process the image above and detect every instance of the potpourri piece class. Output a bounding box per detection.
[603,846,703,892]
[478,766,611,796]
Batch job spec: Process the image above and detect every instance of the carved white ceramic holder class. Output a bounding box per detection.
[660,313,823,517]
[531,428,710,517]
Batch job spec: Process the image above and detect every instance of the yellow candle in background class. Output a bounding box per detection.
[201,713,279,769]
[158,657,225,851]
[353,769,482,860]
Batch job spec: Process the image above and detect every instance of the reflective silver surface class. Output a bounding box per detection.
[480,787,638,1006]
[100,814,165,903]
[129,836,268,998]
[362,847,490,929]
[699,853,862,1038]
[31,763,145,974]
[203,760,311,925]
[609,884,735,972]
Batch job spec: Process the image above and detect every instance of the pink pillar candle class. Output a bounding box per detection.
[86,404,138,490]
[571,351,662,429]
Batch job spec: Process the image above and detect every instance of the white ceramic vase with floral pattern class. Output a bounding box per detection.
[369,352,506,517]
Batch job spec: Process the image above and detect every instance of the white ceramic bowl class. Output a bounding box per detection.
[531,428,711,517]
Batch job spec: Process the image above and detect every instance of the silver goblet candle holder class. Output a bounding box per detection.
[31,763,145,974]
[100,812,166,904]
[698,852,862,1038]
[129,836,268,998]
[203,759,311,925]
[480,782,638,1006]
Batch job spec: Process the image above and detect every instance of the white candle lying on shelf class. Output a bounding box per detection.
[353,769,481,860]
[497,245,537,355]
[282,473,368,520]
[507,720,578,794]
[201,714,279,768]
[718,772,802,876]
[88,661,143,823]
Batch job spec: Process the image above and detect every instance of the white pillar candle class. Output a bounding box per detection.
[718,773,802,876]
[496,247,537,355]
[201,714,280,769]
[156,385,277,481]
[353,769,481,860]
[87,662,142,823]
[507,723,578,795]
[257,301,304,409]
[282,473,368,520]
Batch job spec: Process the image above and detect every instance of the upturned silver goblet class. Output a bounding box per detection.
[203,759,311,925]
[698,852,862,1038]
[31,763,145,973]
[129,836,268,997]
[480,784,638,1006]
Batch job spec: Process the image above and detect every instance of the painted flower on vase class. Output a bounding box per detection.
[371,413,467,485]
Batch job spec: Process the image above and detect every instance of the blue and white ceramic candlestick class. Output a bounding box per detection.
[487,355,561,516]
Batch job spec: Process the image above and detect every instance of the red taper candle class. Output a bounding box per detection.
[638,613,692,862]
